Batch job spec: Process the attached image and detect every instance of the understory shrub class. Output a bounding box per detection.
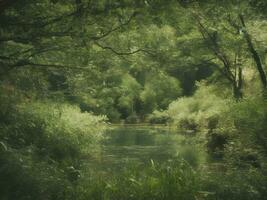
[216,97,267,162]
[147,110,170,124]
[0,96,106,200]
[167,83,228,132]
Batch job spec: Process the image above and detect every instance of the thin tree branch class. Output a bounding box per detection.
[90,12,138,41]
[94,42,154,56]
[193,12,235,82]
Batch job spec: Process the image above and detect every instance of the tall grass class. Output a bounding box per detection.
[0,95,106,199]
[75,158,201,200]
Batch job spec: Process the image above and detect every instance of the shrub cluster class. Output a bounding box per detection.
[0,92,106,199]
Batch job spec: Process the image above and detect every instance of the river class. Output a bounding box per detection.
[88,125,207,173]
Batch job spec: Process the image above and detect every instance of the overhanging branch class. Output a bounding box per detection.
[95,42,154,56]
[90,12,138,41]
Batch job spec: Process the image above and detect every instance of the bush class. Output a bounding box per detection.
[147,110,170,124]
[125,112,139,124]
[0,99,106,200]
[214,97,267,163]
[201,164,267,200]
[167,83,228,131]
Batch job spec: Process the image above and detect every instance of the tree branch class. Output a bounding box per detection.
[90,12,138,41]
[94,42,154,56]
[193,13,235,82]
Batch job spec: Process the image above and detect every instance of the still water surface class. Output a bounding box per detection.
[89,125,206,172]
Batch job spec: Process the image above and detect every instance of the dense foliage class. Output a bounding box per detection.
[1,0,267,200]
[0,87,106,199]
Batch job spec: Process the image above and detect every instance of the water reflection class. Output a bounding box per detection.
[88,125,206,172]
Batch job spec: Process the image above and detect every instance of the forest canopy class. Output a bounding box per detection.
[1,0,267,200]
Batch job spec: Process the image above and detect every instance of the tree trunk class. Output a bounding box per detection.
[239,14,267,89]
[196,15,244,100]
[233,66,243,100]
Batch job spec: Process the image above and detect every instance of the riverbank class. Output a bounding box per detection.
[77,125,267,200]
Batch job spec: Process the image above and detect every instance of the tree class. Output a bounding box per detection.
[182,0,267,98]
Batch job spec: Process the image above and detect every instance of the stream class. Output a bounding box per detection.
[88,125,207,172]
